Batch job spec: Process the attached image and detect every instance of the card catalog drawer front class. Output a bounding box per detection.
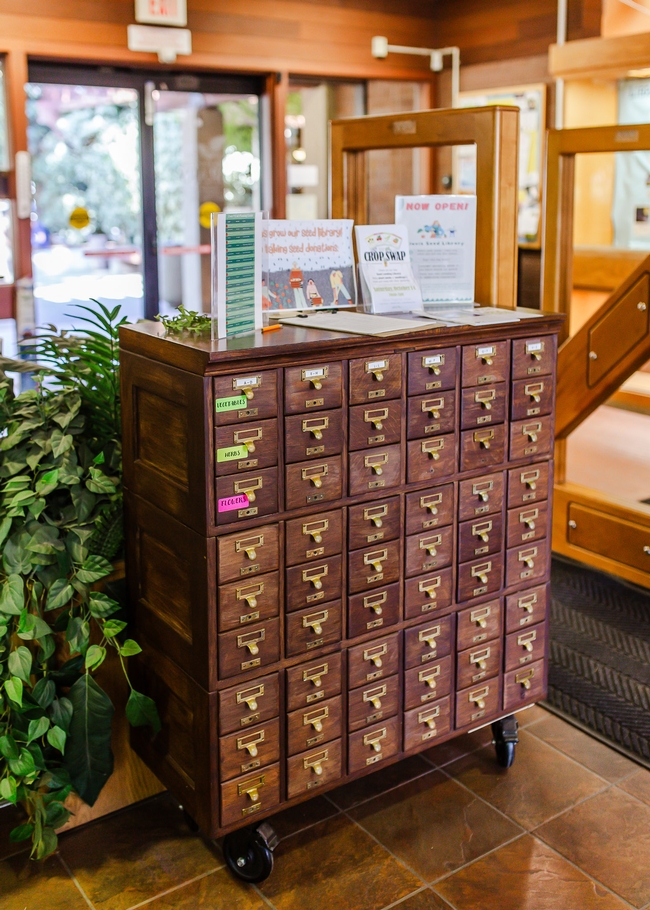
[284,362,342,413]
[287,694,343,756]
[348,674,400,732]
[218,571,280,632]
[286,652,342,711]
[404,655,452,710]
[456,640,502,690]
[219,718,281,782]
[220,763,280,827]
[404,615,453,670]
[404,568,453,620]
[507,462,550,509]
[461,383,507,430]
[506,500,549,549]
[214,371,277,426]
[285,456,343,511]
[404,696,451,751]
[505,621,546,672]
[349,400,402,451]
[512,335,556,380]
[349,354,402,404]
[216,467,278,525]
[286,600,342,657]
[348,632,400,689]
[215,418,278,476]
[457,555,504,603]
[287,740,343,800]
[509,416,553,462]
[405,525,454,578]
[285,510,343,566]
[218,524,280,584]
[348,582,401,638]
[348,715,400,774]
[462,341,509,387]
[218,619,280,679]
[285,409,344,463]
[408,347,457,395]
[505,584,548,633]
[511,377,554,421]
[505,540,549,588]
[285,555,342,613]
[349,445,401,497]
[458,472,504,521]
[348,497,400,550]
[405,483,454,535]
[460,425,506,473]
[348,540,400,594]
[503,659,546,712]
[407,390,457,439]
[456,599,502,650]
[455,679,501,729]
[458,513,504,564]
[218,672,280,735]
[407,434,457,484]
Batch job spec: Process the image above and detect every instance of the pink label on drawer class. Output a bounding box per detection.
[218,494,249,512]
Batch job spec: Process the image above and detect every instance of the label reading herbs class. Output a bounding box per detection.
[215,394,248,412]
[217,444,249,463]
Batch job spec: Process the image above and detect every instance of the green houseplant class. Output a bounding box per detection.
[0,303,159,860]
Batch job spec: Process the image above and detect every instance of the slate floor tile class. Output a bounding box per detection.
[0,851,90,910]
[617,768,650,807]
[143,866,269,909]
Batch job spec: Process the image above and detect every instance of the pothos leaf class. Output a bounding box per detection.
[76,554,112,584]
[0,574,24,615]
[125,690,161,735]
[63,674,114,805]
[45,578,74,612]
[8,645,32,683]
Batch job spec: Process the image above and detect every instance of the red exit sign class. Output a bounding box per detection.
[134,0,187,27]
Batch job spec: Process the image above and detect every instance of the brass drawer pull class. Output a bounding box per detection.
[303,609,329,635]
[524,382,544,402]
[474,429,495,449]
[236,684,264,712]
[420,534,442,556]
[517,630,537,652]
[302,564,328,589]
[422,353,444,374]
[233,426,262,453]
[301,365,329,389]
[365,358,389,382]
[304,749,329,776]
[236,581,264,609]
[364,548,388,573]
[522,421,542,443]
[422,397,444,418]
[302,416,329,440]
[519,508,539,529]
[468,685,490,709]
[515,667,536,689]
[418,575,441,599]
[471,561,492,585]
[644,546,650,556]
[303,706,329,732]
[234,476,262,502]
[518,547,538,569]
[520,469,540,490]
[525,340,544,360]
[470,646,491,670]
[237,729,265,757]
[476,344,496,365]
[419,625,441,649]
[472,480,493,501]
[364,407,389,430]
[363,684,387,710]
[232,374,261,400]
[363,504,388,527]
[472,520,492,542]
[475,388,496,410]
[237,774,266,802]
[302,518,329,543]
[302,464,329,488]
[363,643,387,668]
[518,593,537,613]
[302,662,328,687]
[363,727,387,752]
[237,629,265,656]
[235,534,264,560]
[364,591,387,615]
[364,452,389,475]
[470,606,492,628]
[420,492,442,514]
[419,666,440,689]
[422,438,444,460]
[418,705,440,728]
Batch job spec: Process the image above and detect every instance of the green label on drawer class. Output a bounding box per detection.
[217,444,249,463]
[215,394,248,412]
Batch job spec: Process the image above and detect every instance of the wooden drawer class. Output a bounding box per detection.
[503,659,546,712]
[287,695,343,755]
[219,718,281,782]
[285,410,344,463]
[459,472,504,521]
[218,525,280,584]
[507,462,550,509]
[349,353,402,404]
[457,599,502,650]
[407,391,457,439]
[505,584,548,633]
[287,740,343,800]
[220,763,280,828]
[404,567,454,620]
[404,655,452,710]
[218,673,280,735]
[457,640,501,690]
[215,418,278,476]
[456,679,500,728]
[408,346,457,395]
[285,555,342,612]
[285,601,342,658]
[286,652,342,711]
[506,501,549,549]
[285,456,343,511]
[460,425,506,473]
[510,377,554,421]
[505,621,546,672]
[461,341,509,387]
[218,618,281,679]
[214,370,277,426]
[349,445,401,497]
[348,632,400,689]
[218,571,280,632]
[567,503,650,574]
[505,540,549,588]
[512,335,556,380]
[348,582,401,638]
[404,696,451,751]
[348,715,400,773]
[405,483,454,535]
[404,615,453,669]
[457,554,503,603]
[458,513,504,564]
[349,497,400,550]
[216,467,278,524]
[348,539,400,594]
[509,416,553,461]
[461,383,507,430]
[349,400,402,451]
[284,362,342,414]
[348,674,400,732]
[405,526,454,577]
[407,434,457,484]
[285,510,343,567]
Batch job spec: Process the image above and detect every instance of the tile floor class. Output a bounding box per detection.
[3,705,650,910]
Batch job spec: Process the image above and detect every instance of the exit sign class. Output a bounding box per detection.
[135,0,187,27]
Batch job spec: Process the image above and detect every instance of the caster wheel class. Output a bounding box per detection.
[492,714,519,769]
[494,738,516,768]
[223,822,279,883]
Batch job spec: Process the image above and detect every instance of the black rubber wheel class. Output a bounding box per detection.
[494,738,516,768]
[491,715,518,769]
[223,826,275,883]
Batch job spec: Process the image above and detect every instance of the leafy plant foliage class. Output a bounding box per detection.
[157,304,211,337]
